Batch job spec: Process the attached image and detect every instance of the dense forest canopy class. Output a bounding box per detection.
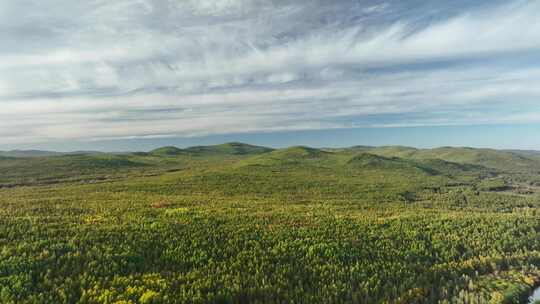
[1,143,540,303]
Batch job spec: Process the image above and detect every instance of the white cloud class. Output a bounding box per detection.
[186,0,256,16]
[2,63,540,144]
[0,0,540,146]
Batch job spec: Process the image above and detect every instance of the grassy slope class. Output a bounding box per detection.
[1,144,540,303]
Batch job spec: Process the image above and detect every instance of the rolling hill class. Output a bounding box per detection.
[352,146,540,172]
[238,146,331,167]
[149,146,186,156]
[184,142,274,155]
[0,150,64,158]
[346,153,439,175]
[0,154,147,186]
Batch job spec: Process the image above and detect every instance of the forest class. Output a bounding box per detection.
[1,143,540,303]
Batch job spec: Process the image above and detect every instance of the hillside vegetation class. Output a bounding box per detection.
[354,146,540,172]
[184,142,274,155]
[1,143,540,303]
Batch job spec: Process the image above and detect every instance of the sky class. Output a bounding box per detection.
[1,0,540,151]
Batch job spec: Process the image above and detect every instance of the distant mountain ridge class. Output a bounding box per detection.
[150,142,274,156]
[4,143,540,172]
[0,150,103,158]
[346,146,540,172]
[0,150,63,158]
[3,142,540,190]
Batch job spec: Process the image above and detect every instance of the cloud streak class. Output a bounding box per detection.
[0,0,539,145]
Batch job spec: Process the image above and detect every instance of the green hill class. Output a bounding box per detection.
[363,146,540,172]
[0,154,146,186]
[345,153,436,174]
[269,146,329,159]
[184,142,273,155]
[56,154,145,169]
[150,146,186,156]
[345,153,488,177]
[0,150,64,158]
[355,146,418,158]
[239,146,331,166]
[414,158,488,175]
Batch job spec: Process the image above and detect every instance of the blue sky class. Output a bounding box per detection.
[1,0,540,151]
